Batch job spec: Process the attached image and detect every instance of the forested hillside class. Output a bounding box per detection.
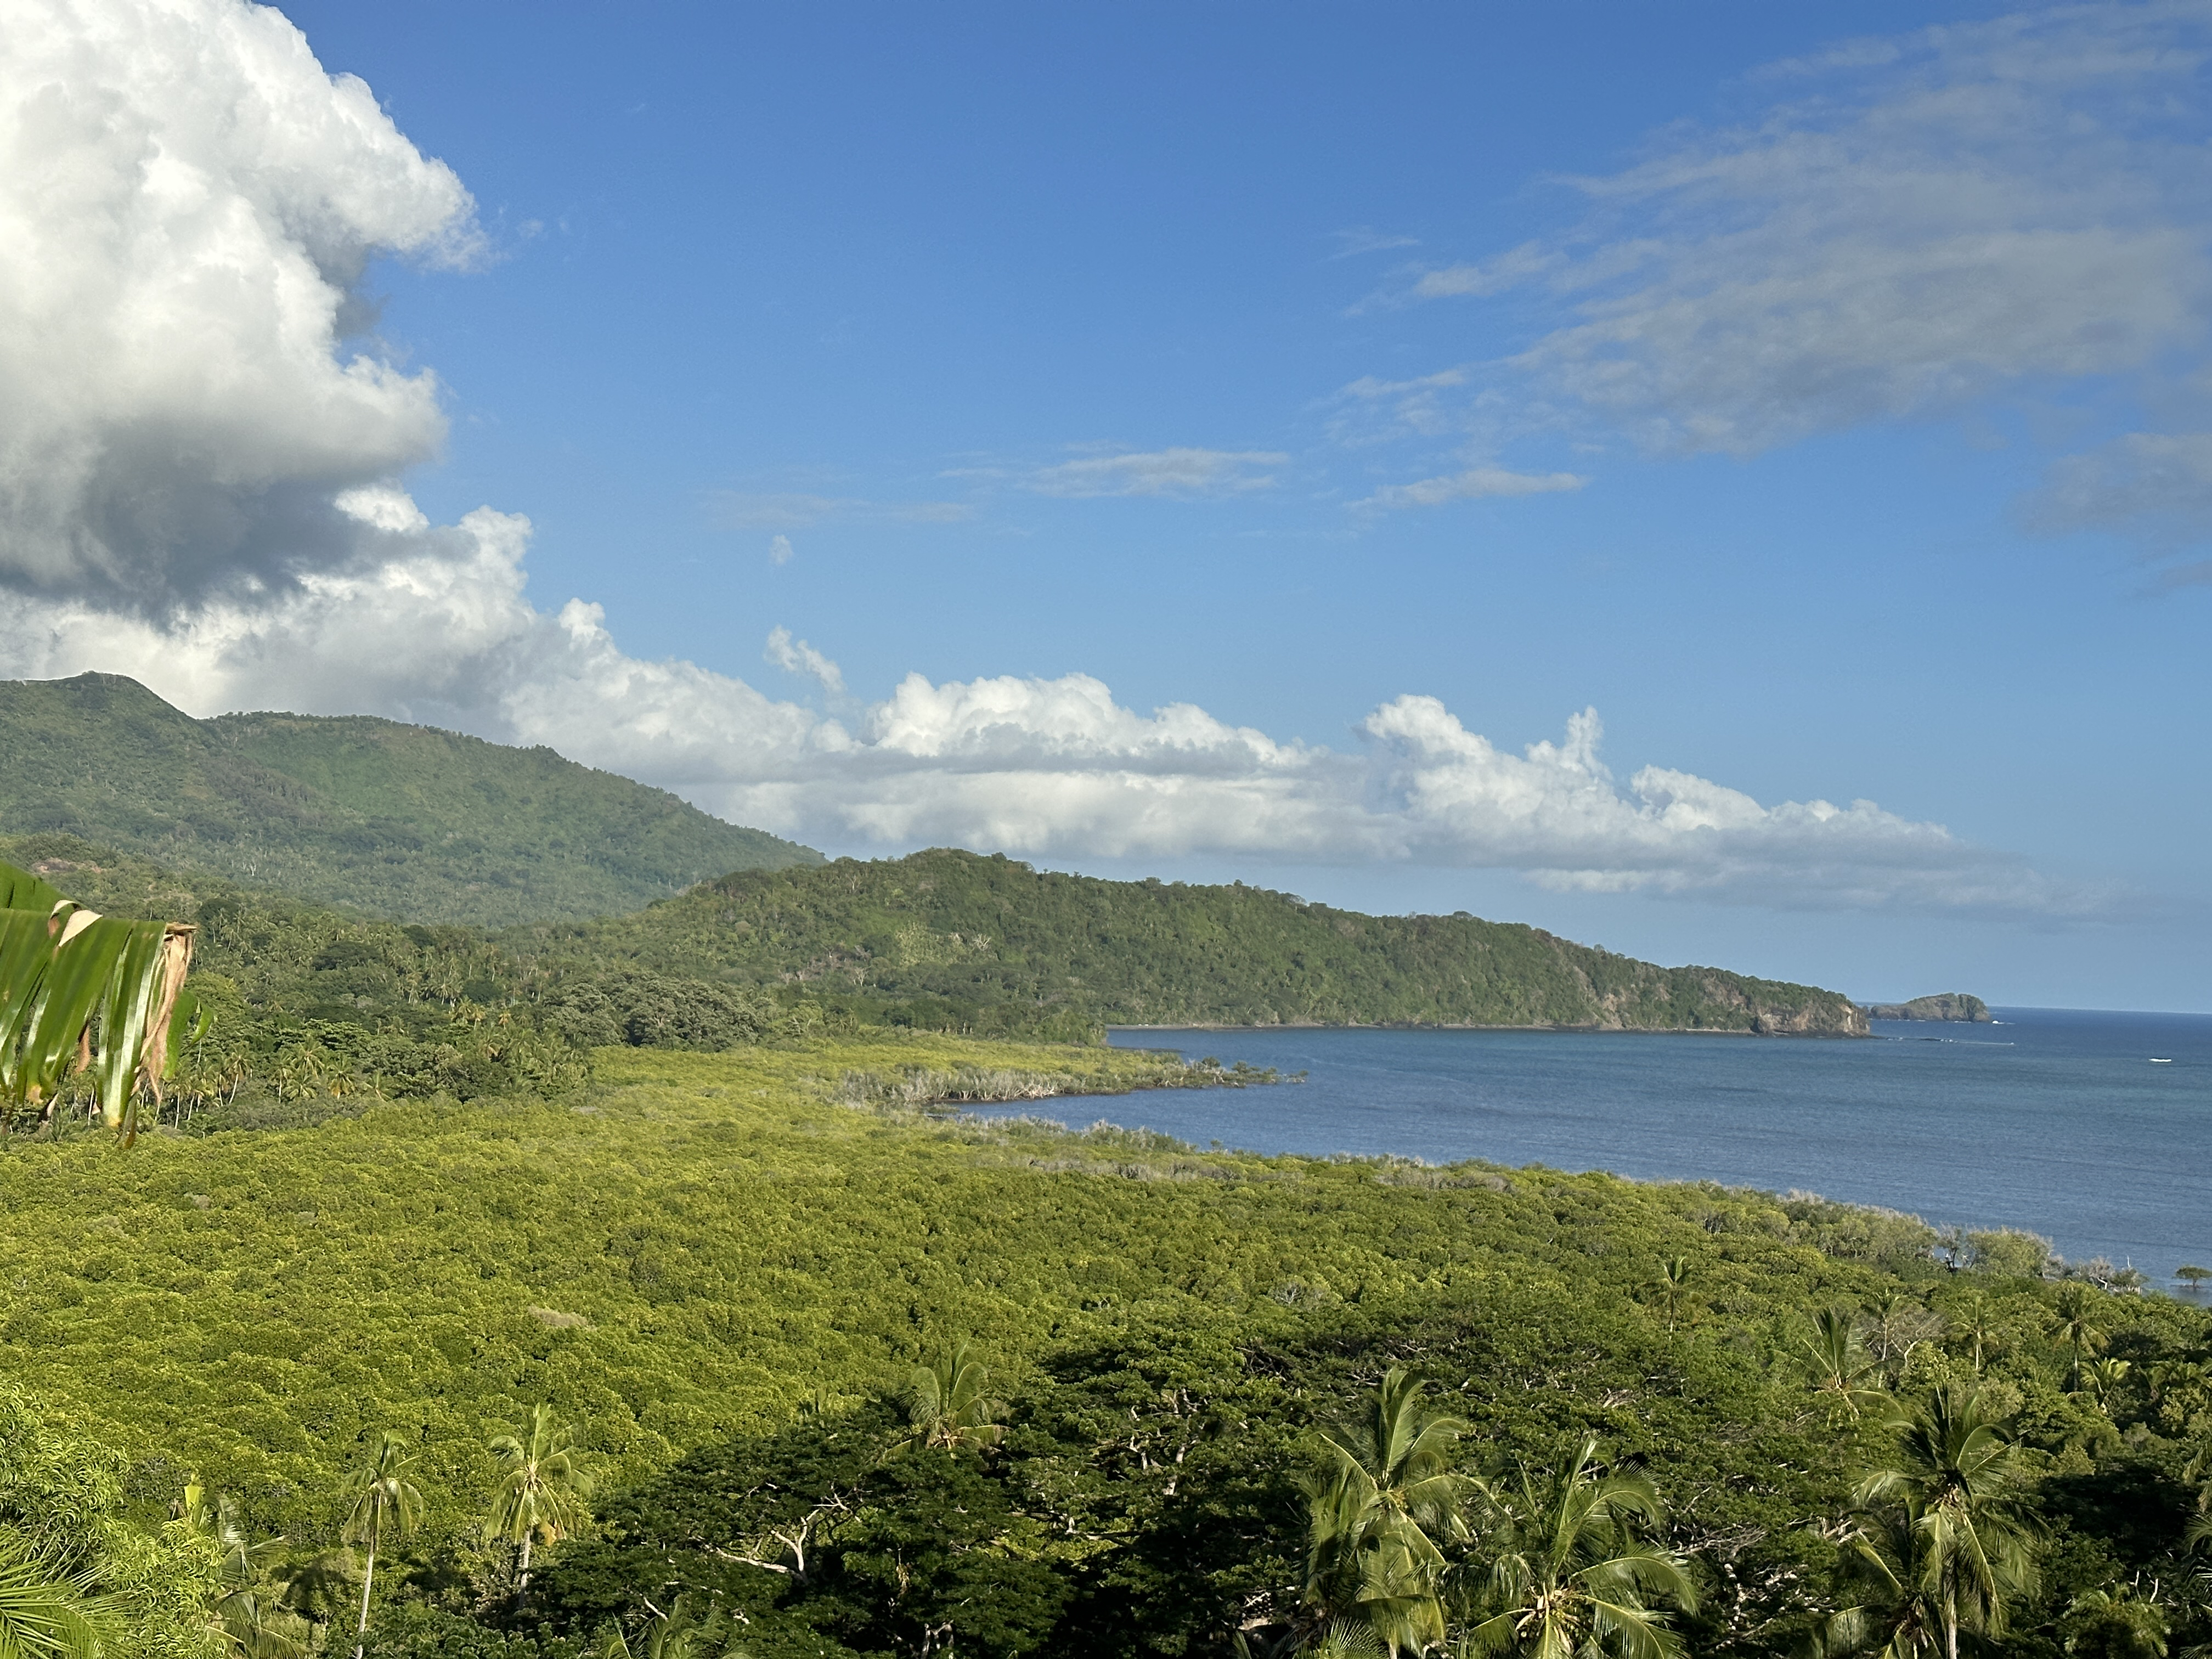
[0,673,817,924]
[538,848,1867,1036]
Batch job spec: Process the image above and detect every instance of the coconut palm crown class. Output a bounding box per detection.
[1460,1437,1697,1659]
[1301,1366,1469,1657]
[901,1341,1008,1454]
[1822,1384,2040,1659]
[488,1404,594,1610]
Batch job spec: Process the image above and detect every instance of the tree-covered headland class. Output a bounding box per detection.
[524,846,1868,1038]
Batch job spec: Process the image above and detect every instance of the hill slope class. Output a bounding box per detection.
[538,848,1868,1036]
[0,673,819,925]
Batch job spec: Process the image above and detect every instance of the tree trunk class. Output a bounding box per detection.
[516,1530,534,1611]
[354,1537,377,1659]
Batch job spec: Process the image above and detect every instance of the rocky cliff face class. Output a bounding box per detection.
[1861,992,1992,1023]
[1583,970,1867,1036]
[1703,975,1869,1036]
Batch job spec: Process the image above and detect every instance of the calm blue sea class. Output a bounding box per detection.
[1024,1009,2212,1286]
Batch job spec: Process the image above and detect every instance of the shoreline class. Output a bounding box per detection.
[1108,1021,1870,1039]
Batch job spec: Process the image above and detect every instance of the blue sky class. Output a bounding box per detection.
[2,1,2207,1006]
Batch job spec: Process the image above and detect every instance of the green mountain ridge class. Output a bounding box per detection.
[0,672,819,925]
[532,847,1869,1037]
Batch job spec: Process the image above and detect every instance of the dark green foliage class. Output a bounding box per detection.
[533,966,782,1051]
[0,1389,224,1657]
[363,1605,584,1658]
[516,848,1866,1039]
[0,673,817,925]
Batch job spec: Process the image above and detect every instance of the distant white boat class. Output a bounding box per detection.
[2150,1057,2173,1063]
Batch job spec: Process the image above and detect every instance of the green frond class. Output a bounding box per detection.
[0,1542,118,1659]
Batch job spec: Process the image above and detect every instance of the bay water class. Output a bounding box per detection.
[1030,1009,2212,1286]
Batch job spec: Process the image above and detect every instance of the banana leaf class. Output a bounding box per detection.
[0,860,199,1139]
[0,861,67,913]
[0,906,64,1098]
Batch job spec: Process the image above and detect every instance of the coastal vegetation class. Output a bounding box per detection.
[0,674,818,926]
[1,1037,2207,1657]
[0,673,1861,1040]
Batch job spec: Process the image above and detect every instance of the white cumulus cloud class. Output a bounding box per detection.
[0,0,481,613]
[0,489,2088,912]
[764,625,844,695]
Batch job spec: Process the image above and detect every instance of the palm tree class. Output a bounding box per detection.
[1798,1307,1889,1424]
[489,1404,595,1611]
[0,1537,116,1659]
[2181,1517,2212,1654]
[1460,1437,1696,1659]
[1835,1385,2039,1659]
[901,1341,1007,1454]
[1948,1295,1999,1376]
[175,1477,313,1659]
[1301,1367,1469,1656]
[2051,1285,2108,1392]
[341,1433,422,1659]
[597,1594,724,1659]
[215,1594,311,1659]
[1648,1258,1695,1331]
[2080,1357,2132,1414]
[1814,1503,1944,1659]
[2058,1578,2168,1659]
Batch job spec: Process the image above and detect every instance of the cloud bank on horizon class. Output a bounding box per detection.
[0,0,2124,915]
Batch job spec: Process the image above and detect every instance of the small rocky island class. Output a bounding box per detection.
[1860,992,1992,1022]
